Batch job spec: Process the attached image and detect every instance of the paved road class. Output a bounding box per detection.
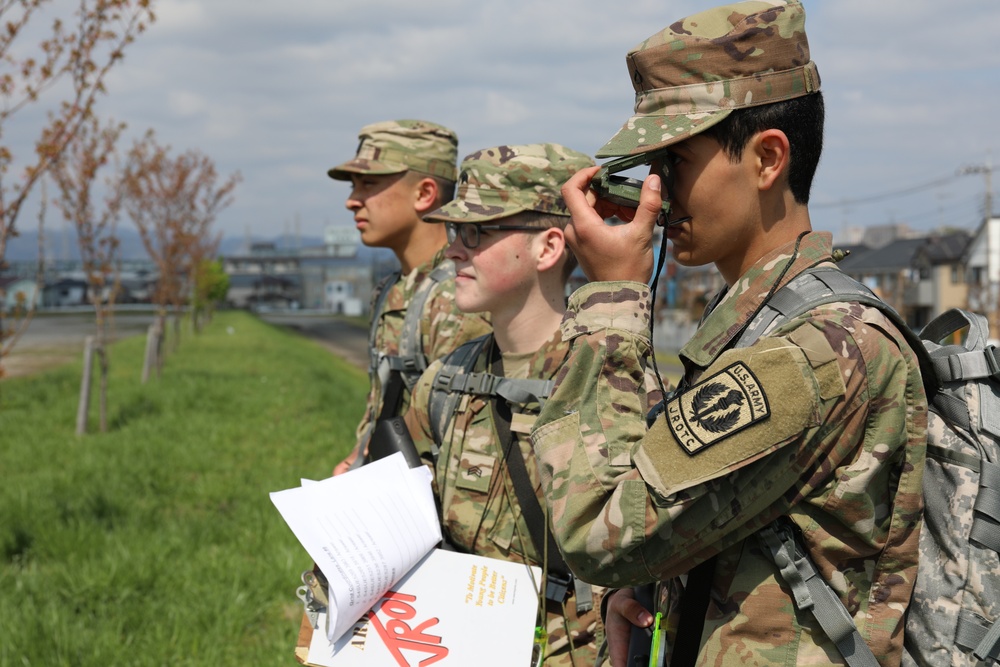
[2,311,157,378]
[3,310,370,378]
[258,313,369,369]
[10,311,155,347]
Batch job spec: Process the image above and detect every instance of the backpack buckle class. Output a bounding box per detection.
[545,571,573,603]
[986,346,1000,378]
[465,372,500,396]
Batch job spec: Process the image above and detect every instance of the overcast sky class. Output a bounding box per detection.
[13,0,1000,246]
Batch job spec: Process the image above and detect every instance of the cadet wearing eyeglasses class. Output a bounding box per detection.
[404,143,664,666]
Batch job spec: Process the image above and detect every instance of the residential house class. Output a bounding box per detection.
[42,277,89,307]
[907,231,971,329]
[1,277,39,312]
[837,237,926,325]
[963,216,1000,334]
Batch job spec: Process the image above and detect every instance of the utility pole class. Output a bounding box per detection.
[960,159,994,219]
[960,159,997,329]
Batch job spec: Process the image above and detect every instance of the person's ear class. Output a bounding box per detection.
[754,129,790,192]
[534,227,566,274]
[412,177,439,214]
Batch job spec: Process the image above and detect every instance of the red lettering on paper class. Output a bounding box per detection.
[369,591,450,667]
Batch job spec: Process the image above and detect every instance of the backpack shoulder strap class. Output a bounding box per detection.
[757,521,880,667]
[391,263,453,390]
[746,268,1000,665]
[427,334,492,448]
[425,335,580,604]
[738,267,920,667]
[736,266,938,397]
[368,270,401,378]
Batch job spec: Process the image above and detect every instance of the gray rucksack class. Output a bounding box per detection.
[367,263,454,393]
[736,267,1000,667]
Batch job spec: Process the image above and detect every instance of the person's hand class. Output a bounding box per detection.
[332,449,359,476]
[605,588,654,667]
[561,166,664,284]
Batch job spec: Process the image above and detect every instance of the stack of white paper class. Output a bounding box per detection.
[271,453,541,666]
[270,453,442,642]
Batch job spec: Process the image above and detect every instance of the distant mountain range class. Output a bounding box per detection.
[4,226,388,263]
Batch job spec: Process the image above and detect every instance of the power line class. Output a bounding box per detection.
[813,173,961,209]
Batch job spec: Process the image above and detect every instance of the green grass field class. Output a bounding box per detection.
[0,311,366,667]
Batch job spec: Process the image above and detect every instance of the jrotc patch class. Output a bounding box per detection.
[666,362,770,456]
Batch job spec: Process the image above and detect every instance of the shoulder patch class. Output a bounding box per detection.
[666,362,770,456]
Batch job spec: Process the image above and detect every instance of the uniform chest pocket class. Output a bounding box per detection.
[454,451,495,494]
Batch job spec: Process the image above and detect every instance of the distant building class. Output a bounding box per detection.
[908,231,970,329]
[860,222,919,249]
[221,226,395,312]
[42,277,88,307]
[837,237,926,320]
[324,280,363,315]
[1,278,39,312]
[964,215,1000,334]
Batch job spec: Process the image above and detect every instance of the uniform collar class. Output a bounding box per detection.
[399,245,449,294]
[680,231,834,369]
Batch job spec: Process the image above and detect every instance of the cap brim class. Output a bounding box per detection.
[326,158,408,181]
[423,201,530,224]
[595,110,733,158]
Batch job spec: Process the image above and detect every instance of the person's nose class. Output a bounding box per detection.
[445,235,469,262]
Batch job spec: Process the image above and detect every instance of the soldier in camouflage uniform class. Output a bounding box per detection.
[529,3,928,666]
[327,120,491,474]
[405,143,658,666]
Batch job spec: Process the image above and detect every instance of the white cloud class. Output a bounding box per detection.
[6,0,998,241]
[167,90,207,117]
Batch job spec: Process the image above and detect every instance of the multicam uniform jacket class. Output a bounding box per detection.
[407,330,664,666]
[351,247,491,457]
[530,232,928,666]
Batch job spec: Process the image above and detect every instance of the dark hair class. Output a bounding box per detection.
[432,175,456,208]
[404,171,456,209]
[704,92,824,205]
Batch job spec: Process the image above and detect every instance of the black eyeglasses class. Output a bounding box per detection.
[445,222,544,249]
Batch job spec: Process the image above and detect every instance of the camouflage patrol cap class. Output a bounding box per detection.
[327,119,459,181]
[423,143,595,224]
[597,0,821,158]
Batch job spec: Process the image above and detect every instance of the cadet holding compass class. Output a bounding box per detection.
[529,2,928,666]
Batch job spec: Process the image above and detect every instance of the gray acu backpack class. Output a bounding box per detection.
[735,267,1000,667]
[903,308,1000,667]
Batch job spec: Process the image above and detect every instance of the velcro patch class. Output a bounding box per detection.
[666,362,770,456]
[455,451,494,493]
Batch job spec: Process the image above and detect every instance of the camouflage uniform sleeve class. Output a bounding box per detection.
[421,276,491,365]
[352,393,377,454]
[349,281,388,458]
[404,360,441,462]
[531,285,908,589]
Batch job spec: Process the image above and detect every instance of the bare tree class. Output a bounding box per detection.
[0,0,156,377]
[121,129,240,375]
[50,113,125,433]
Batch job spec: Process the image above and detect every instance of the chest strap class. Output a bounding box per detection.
[432,370,553,407]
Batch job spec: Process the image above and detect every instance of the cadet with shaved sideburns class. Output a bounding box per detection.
[529,2,928,666]
[326,119,491,476]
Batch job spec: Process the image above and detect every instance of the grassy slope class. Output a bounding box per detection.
[0,311,366,667]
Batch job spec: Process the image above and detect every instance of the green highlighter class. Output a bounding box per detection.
[649,612,667,667]
[532,625,546,667]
